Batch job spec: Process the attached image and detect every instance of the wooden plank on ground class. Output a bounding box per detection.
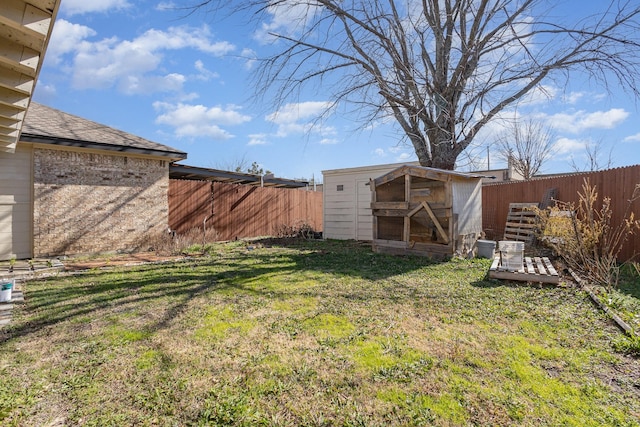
[373,239,406,248]
[411,241,452,254]
[489,256,559,284]
[534,257,547,275]
[543,258,558,276]
[525,256,535,273]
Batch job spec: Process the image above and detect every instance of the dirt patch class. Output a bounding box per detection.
[62,252,188,271]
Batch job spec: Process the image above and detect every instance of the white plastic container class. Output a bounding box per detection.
[498,241,525,271]
[476,240,496,259]
[0,280,13,302]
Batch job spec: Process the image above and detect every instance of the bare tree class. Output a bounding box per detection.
[569,139,615,172]
[213,156,272,174]
[192,0,640,170]
[495,118,555,179]
[237,161,272,175]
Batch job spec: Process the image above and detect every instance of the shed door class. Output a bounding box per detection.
[0,145,33,260]
[355,179,373,240]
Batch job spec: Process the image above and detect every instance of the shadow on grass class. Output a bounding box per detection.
[1,239,442,344]
[470,275,561,290]
[617,266,640,300]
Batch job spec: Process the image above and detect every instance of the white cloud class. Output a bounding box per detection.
[33,81,56,103]
[153,102,251,140]
[554,137,587,155]
[194,60,220,81]
[156,2,177,11]
[254,2,321,42]
[396,152,413,162]
[562,91,586,105]
[53,23,234,94]
[131,26,235,56]
[119,73,186,95]
[623,132,640,143]
[376,145,415,162]
[48,20,96,65]
[61,0,131,16]
[267,101,331,124]
[520,84,557,106]
[266,101,335,138]
[241,48,257,70]
[544,108,629,133]
[248,134,268,145]
[319,138,338,145]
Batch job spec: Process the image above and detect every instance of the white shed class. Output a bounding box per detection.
[322,162,419,240]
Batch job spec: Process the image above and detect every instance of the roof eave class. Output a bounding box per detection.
[20,133,188,161]
[0,0,62,151]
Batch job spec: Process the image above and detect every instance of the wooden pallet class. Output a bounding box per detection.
[489,256,559,284]
[503,202,538,242]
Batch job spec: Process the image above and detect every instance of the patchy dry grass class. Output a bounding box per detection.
[1,239,639,426]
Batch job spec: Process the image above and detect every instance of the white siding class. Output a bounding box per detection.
[323,162,418,240]
[452,178,483,235]
[323,174,357,239]
[355,179,373,240]
[0,144,33,259]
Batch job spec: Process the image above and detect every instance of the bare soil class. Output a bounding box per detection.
[62,252,188,271]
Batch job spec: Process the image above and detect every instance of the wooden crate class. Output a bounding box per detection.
[503,203,538,242]
[370,165,483,258]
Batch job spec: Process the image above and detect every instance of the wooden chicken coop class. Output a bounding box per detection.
[370,165,484,259]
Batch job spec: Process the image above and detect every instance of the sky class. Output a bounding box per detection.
[33,0,640,182]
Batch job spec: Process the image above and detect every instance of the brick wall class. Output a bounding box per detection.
[33,148,169,256]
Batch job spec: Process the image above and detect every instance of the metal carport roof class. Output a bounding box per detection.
[170,163,309,188]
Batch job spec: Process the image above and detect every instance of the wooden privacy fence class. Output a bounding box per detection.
[482,164,640,262]
[169,180,323,241]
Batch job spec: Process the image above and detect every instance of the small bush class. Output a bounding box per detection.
[535,179,640,289]
[149,227,219,256]
[273,220,317,239]
[613,334,640,356]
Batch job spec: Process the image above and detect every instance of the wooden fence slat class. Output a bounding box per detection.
[482,165,640,261]
[169,180,323,241]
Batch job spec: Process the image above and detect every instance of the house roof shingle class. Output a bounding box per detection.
[20,102,187,160]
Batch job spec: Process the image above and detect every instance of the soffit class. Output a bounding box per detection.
[0,0,60,152]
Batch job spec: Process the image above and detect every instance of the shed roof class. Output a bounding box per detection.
[373,165,484,185]
[20,102,187,160]
[170,163,309,188]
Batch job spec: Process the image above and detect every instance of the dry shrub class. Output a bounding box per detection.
[273,220,317,239]
[149,227,219,255]
[535,179,640,289]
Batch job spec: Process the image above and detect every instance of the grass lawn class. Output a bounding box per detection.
[1,239,639,426]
